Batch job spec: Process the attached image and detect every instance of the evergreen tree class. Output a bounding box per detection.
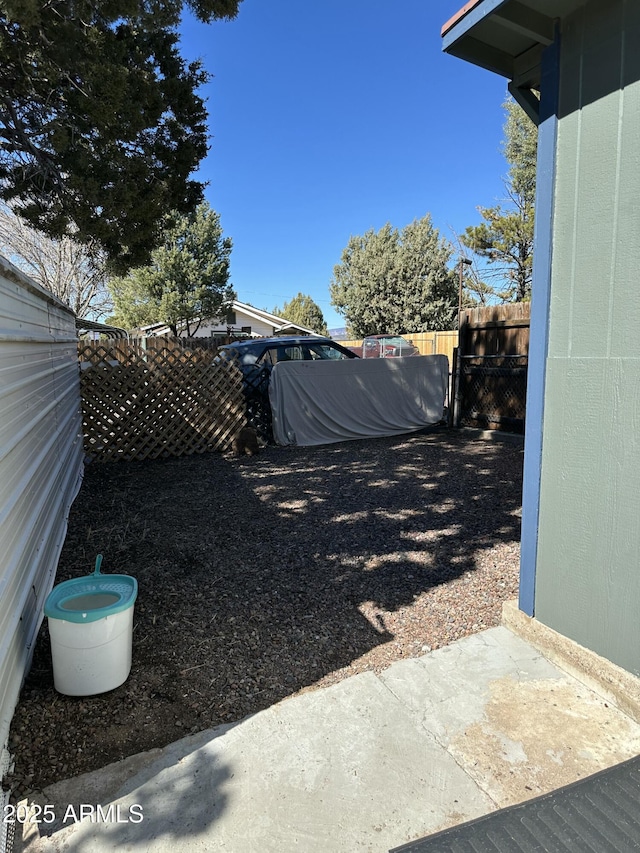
[109,203,235,335]
[0,0,242,272]
[462,99,537,301]
[330,215,456,336]
[273,293,329,335]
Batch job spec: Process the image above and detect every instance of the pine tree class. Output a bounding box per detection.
[330,215,456,336]
[0,0,242,272]
[273,293,329,335]
[109,203,235,335]
[462,99,538,301]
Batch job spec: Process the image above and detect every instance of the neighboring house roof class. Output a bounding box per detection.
[139,300,318,337]
[231,301,317,335]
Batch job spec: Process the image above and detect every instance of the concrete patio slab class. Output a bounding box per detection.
[13,625,640,853]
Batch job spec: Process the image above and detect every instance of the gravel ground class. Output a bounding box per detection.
[6,428,523,800]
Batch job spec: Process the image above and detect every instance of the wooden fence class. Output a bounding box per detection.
[340,331,458,363]
[459,303,530,356]
[78,341,246,462]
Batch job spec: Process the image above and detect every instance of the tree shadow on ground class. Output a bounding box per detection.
[9,429,523,822]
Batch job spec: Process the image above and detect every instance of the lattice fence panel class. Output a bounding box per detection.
[78,342,246,461]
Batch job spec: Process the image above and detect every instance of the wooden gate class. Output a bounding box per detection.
[455,304,530,433]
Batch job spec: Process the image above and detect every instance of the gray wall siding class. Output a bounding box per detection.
[534,0,640,673]
[0,259,83,752]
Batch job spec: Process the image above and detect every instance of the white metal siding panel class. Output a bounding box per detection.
[0,258,83,754]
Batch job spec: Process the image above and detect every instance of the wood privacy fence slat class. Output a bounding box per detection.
[406,331,458,360]
[459,303,530,356]
[340,330,458,364]
[78,342,246,462]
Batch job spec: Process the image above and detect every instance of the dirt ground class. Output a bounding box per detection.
[6,428,523,799]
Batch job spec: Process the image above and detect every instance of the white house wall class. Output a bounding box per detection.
[147,314,279,339]
[0,258,83,754]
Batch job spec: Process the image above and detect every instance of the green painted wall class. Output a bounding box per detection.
[535,0,640,674]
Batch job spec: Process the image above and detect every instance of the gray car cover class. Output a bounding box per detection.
[269,354,449,446]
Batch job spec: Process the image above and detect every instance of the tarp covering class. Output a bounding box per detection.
[269,354,449,446]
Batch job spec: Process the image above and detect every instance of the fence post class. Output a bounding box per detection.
[451,347,462,428]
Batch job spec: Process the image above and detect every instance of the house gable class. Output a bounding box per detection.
[140,300,318,338]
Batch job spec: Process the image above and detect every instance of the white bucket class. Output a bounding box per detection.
[48,605,135,696]
[44,557,137,696]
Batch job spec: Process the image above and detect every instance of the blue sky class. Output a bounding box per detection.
[180,1,510,330]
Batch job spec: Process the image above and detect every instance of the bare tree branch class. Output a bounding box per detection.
[0,204,112,318]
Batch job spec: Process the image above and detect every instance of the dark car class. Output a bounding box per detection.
[219,335,357,381]
[219,336,358,439]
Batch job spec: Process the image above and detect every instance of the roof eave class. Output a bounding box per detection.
[441,0,562,123]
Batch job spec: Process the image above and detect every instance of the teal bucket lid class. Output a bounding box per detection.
[44,555,138,624]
